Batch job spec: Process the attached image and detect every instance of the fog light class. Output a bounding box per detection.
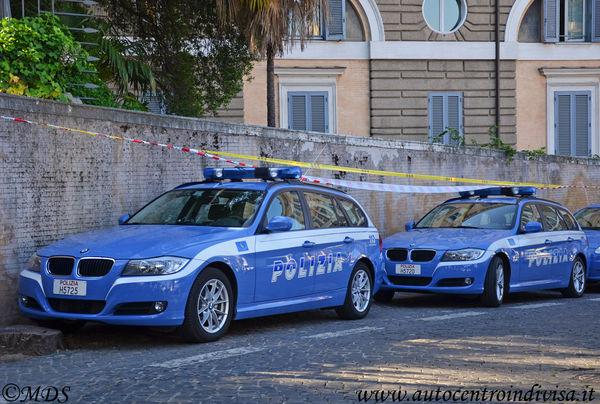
[153,301,167,313]
[19,295,30,305]
[464,278,473,285]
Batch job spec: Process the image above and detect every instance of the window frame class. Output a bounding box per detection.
[518,202,544,232]
[553,90,592,157]
[259,190,308,233]
[422,0,468,34]
[277,68,343,135]
[544,0,600,42]
[337,196,369,227]
[537,203,570,231]
[428,92,464,145]
[303,191,348,229]
[287,91,329,133]
[541,68,599,157]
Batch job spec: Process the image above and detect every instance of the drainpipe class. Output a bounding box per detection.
[495,0,500,138]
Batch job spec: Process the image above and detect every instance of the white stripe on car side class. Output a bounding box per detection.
[109,227,379,290]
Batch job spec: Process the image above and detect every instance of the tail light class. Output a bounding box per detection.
[379,234,383,253]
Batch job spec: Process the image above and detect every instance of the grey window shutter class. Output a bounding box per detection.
[593,0,600,41]
[309,94,328,132]
[289,94,307,130]
[574,94,590,156]
[325,0,345,40]
[429,95,445,142]
[555,92,591,157]
[555,94,572,155]
[543,0,559,42]
[446,94,463,145]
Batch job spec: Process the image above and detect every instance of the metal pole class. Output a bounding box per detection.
[495,0,500,138]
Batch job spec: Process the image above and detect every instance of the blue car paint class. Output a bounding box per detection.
[574,204,600,281]
[381,197,588,296]
[19,182,383,326]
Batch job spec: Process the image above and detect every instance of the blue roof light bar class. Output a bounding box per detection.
[459,186,536,198]
[203,167,302,181]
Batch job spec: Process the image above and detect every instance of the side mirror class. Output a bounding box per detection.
[118,214,131,225]
[405,221,415,231]
[265,216,293,233]
[523,221,543,233]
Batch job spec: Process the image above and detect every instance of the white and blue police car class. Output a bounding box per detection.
[376,187,588,306]
[574,205,600,283]
[19,167,384,342]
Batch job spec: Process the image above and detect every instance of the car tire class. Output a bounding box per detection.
[336,262,373,320]
[373,289,395,303]
[561,257,586,298]
[481,256,506,307]
[180,267,234,343]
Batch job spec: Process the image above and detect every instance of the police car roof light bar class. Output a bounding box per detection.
[203,167,302,181]
[458,186,536,198]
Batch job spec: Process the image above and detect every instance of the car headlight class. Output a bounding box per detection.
[595,246,600,254]
[121,256,190,276]
[27,253,42,272]
[441,248,485,261]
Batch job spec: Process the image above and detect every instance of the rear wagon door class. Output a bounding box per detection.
[303,192,355,294]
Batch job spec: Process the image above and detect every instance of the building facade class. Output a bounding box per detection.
[212,0,600,157]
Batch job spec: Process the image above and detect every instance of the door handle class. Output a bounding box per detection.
[303,241,315,248]
[545,239,552,244]
[343,236,354,244]
[567,237,575,242]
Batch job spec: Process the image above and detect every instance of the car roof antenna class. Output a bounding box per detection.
[303,144,328,178]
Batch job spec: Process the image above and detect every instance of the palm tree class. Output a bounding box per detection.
[218,0,326,127]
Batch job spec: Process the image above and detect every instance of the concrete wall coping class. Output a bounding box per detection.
[2,93,599,167]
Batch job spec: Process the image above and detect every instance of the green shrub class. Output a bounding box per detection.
[0,14,145,111]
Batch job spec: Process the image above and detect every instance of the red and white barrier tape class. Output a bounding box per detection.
[0,115,585,193]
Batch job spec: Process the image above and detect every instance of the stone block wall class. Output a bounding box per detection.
[376,0,513,41]
[370,60,517,144]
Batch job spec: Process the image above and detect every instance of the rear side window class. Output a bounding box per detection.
[539,204,568,231]
[557,208,578,230]
[339,198,368,227]
[265,191,306,230]
[519,203,543,231]
[304,192,343,229]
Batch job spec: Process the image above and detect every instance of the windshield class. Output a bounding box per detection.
[416,202,517,230]
[574,208,600,230]
[127,189,265,227]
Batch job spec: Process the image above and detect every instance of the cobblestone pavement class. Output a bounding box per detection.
[1,286,599,403]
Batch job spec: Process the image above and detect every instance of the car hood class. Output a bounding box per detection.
[383,228,514,251]
[38,225,251,259]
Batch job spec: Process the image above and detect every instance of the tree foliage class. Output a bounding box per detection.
[216,0,326,126]
[0,14,87,100]
[98,0,257,117]
[0,14,144,110]
[218,0,325,57]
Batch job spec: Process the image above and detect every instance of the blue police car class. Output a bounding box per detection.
[574,205,600,282]
[19,167,383,342]
[376,187,588,306]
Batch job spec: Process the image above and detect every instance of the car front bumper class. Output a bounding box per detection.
[18,268,197,326]
[379,253,492,294]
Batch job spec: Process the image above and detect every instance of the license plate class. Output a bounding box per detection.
[53,279,87,296]
[395,264,421,275]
